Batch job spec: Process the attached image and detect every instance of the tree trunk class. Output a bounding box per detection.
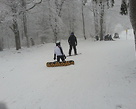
[134,32,136,51]
[10,2,21,50]
[21,0,30,47]
[129,0,136,51]
[99,2,105,41]
[23,14,29,47]
[13,18,21,50]
[92,1,99,38]
[81,1,86,40]
[0,38,4,51]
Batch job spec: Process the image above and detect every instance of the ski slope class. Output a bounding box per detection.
[0,29,136,109]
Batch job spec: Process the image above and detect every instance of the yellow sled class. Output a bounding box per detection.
[46,60,74,67]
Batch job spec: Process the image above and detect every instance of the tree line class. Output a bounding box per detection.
[0,0,135,52]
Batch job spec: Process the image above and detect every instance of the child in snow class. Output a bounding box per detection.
[54,41,66,62]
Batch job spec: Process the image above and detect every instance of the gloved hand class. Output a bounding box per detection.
[64,55,66,59]
[54,54,56,60]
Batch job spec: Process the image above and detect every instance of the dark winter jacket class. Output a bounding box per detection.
[68,34,77,46]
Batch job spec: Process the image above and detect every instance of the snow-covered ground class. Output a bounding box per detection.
[0,29,136,109]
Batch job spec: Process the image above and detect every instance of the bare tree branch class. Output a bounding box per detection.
[9,26,14,31]
[19,0,42,15]
[58,0,66,17]
[26,0,42,11]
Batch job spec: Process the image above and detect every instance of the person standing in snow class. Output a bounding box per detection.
[95,35,99,41]
[54,41,66,62]
[109,34,113,40]
[68,32,77,56]
[104,34,110,41]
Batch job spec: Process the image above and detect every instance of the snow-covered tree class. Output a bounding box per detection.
[0,10,9,51]
[61,0,78,35]
[7,0,21,50]
[19,0,42,47]
[48,0,66,42]
[91,0,114,40]
[120,0,128,15]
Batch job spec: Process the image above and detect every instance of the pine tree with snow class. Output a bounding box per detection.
[120,0,128,15]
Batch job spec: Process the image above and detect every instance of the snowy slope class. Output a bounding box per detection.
[0,29,136,109]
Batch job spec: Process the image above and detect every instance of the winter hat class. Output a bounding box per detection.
[56,41,60,46]
[71,32,74,35]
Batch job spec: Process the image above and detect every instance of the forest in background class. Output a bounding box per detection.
[0,0,131,50]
